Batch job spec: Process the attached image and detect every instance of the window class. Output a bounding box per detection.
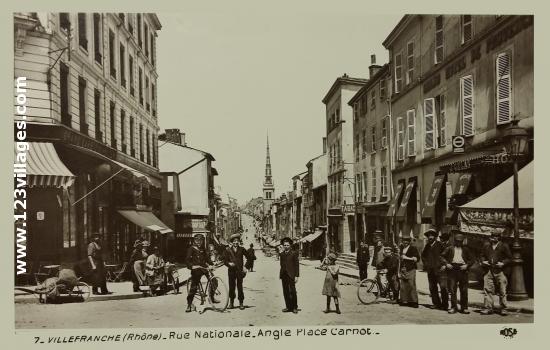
[460,75,474,136]
[93,14,102,64]
[145,76,150,111]
[137,14,142,48]
[406,40,414,85]
[146,129,151,164]
[139,67,143,105]
[496,52,512,125]
[152,83,156,117]
[436,95,446,147]
[78,77,88,134]
[128,13,134,34]
[60,13,70,32]
[435,16,444,64]
[371,89,376,109]
[353,103,359,121]
[397,117,405,161]
[151,33,155,66]
[78,13,88,51]
[139,124,144,161]
[144,23,149,58]
[381,167,388,197]
[407,109,416,156]
[120,109,126,152]
[363,171,368,201]
[379,79,386,101]
[129,55,135,96]
[119,44,126,87]
[355,134,360,162]
[371,169,377,200]
[461,15,473,44]
[109,30,116,79]
[357,173,363,202]
[60,62,70,126]
[424,98,437,150]
[381,117,388,149]
[394,52,403,93]
[130,117,135,156]
[110,101,117,148]
[371,126,377,152]
[94,89,101,141]
[362,129,367,158]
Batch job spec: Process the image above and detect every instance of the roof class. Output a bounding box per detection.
[382,15,413,48]
[160,140,215,161]
[147,13,162,30]
[348,64,390,105]
[322,75,368,104]
[306,153,325,167]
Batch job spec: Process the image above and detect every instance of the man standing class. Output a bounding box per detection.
[87,233,110,295]
[279,237,299,314]
[371,232,384,269]
[376,246,400,302]
[224,234,250,310]
[399,236,419,308]
[421,228,447,310]
[245,243,256,272]
[185,233,214,313]
[480,232,512,315]
[441,231,475,314]
[356,241,371,281]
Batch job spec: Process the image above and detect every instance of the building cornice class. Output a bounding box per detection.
[382,15,414,48]
[322,76,368,104]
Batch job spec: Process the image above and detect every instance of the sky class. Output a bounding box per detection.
[156,3,402,204]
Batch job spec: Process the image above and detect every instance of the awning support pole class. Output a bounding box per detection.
[72,168,126,206]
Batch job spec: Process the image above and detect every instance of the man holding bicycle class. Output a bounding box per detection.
[185,233,214,313]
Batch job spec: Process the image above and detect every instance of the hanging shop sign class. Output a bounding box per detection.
[452,135,466,153]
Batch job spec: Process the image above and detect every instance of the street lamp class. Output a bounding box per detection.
[502,118,529,301]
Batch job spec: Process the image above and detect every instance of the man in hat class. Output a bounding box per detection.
[371,231,385,268]
[87,233,110,295]
[480,231,512,315]
[421,228,448,310]
[376,246,400,302]
[399,235,420,307]
[224,233,250,310]
[441,231,475,314]
[279,237,299,313]
[356,240,371,281]
[185,233,214,312]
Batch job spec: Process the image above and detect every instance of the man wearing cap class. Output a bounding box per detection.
[441,231,475,314]
[480,232,512,315]
[421,228,448,310]
[356,241,371,281]
[398,236,420,308]
[224,233,250,310]
[279,237,299,313]
[185,233,214,312]
[371,232,385,269]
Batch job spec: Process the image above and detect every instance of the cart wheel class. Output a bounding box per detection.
[208,276,229,311]
[75,282,91,301]
[357,279,380,305]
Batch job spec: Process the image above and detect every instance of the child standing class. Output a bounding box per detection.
[321,253,341,314]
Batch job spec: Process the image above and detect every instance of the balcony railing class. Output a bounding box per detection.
[95,130,103,142]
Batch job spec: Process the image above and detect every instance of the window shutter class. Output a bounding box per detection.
[424,98,436,150]
[496,52,512,125]
[397,117,404,160]
[462,15,472,43]
[407,41,414,85]
[395,53,403,93]
[435,16,444,64]
[439,95,447,146]
[407,109,416,156]
[380,79,386,101]
[381,118,387,148]
[461,75,474,136]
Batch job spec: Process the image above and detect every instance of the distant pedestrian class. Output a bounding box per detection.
[87,233,110,295]
[321,253,341,314]
[480,232,512,315]
[398,236,419,308]
[356,241,371,281]
[421,228,448,310]
[245,243,256,272]
[441,231,475,314]
[279,237,299,314]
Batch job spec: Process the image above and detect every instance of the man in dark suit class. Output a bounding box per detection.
[480,231,512,315]
[279,237,299,314]
[185,233,214,313]
[421,228,448,310]
[371,232,384,268]
[440,231,475,314]
[224,234,250,310]
[356,241,371,281]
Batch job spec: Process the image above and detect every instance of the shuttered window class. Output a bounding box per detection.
[355,134,360,162]
[381,167,388,197]
[496,52,512,125]
[380,79,386,101]
[362,129,367,158]
[407,109,416,156]
[435,16,444,64]
[363,171,368,202]
[461,75,474,136]
[406,41,414,85]
[438,95,447,147]
[381,117,388,149]
[462,15,473,44]
[424,98,437,150]
[78,13,88,51]
[371,169,377,200]
[371,126,377,152]
[397,117,405,160]
[395,52,403,93]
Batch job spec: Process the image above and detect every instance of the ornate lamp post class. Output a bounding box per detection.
[502,119,529,301]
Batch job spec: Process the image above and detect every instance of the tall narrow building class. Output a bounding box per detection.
[263,134,275,213]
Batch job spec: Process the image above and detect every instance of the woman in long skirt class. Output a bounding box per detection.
[399,236,420,308]
[321,253,341,314]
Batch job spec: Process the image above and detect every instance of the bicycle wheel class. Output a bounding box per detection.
[187,275,208,304]
[171,272,180,294]
[357,279,380,305]
[207,276,229,311]
[74,282,91,301]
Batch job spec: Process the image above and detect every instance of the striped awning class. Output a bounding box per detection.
[111,160,161,187]
[14,142,75,188]
[117,210,173,234]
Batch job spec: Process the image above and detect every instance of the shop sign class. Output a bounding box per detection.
[36,211,44,221]
[342,203,355,213]
[452,136,465,153]
[485,16,533,54]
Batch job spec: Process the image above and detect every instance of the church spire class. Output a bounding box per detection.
[263,132,274,207]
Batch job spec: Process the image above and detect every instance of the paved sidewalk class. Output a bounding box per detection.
[299,258,534,314]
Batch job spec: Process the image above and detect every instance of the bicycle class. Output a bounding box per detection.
[186,267,229,312]
[164,262,180,294]
[357,269,396,305]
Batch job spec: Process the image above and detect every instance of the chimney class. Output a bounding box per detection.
[164,128,186,146]
[322,137,327,154]
[369,54,382,79]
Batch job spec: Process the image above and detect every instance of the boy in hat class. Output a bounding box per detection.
[185,233,214,312]
[480,231,512,315]
[421,228,448,310]
[441,231,475,314]
[224,233,250,309]
[279,237,299,313]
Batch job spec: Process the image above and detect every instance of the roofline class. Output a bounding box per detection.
[164,140,215,161]
[306,153,325,167]
[321,76,368,104]
[147,13,162,30]
[348,64,390,105]
[382,15,413,48]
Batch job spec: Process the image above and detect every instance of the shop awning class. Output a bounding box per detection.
[304,230,324,242]
[445,173,473,221]
[421,174,446,222]
[386,182,405,217]
[117,210,173,234]
[111,160,160,187]
[15,142,75,188]
[395,179,417,219]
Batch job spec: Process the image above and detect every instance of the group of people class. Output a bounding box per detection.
[129,239,168,294]
[355,228,513,315]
